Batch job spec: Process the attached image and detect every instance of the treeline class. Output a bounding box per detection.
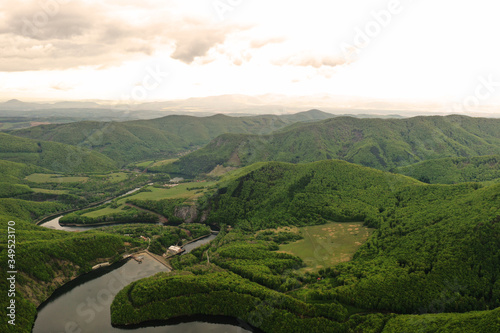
[208,160,417,230]
[395,155,500,184]
[0,159,44,183]
[0,198,67,222]
[171,230,315,292]
[207,160,500,315]
[59,208,158,225]
[11,111,333,165]
[0,132,117,172]
[382,307,500,332]
[23,172,150,209]
[127,198,185,224]
[15,232,127,281]
[162,115,500,177]
[111,270,392,333]
[99,223,211,256]
[0,216,133,333]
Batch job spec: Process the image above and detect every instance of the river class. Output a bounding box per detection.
[33,188,259,332]
[32,254,257,333]
[38,187,143,231]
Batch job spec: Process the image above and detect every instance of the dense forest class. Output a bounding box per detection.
[2,113,500,332]
[207,161,500,314]
[0,132,116,172]
[0,205,141,332]
[10,110,335,165]
[161,115,500,177]
[394,155,500,184]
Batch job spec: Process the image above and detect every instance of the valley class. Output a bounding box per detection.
[1,112,499,333]
[2,1,500,331]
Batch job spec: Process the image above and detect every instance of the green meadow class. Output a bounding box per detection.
[279,222,374,271]
[31,188,69,194]
[83,181,216,218]
[25,173,89,183]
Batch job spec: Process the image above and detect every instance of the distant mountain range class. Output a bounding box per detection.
[3,94,497,117]
[0,132,116,172]
[10,110,337,165]
[160,115,500,177]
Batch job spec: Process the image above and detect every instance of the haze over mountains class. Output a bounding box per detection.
[2,109,500,333]
[8,111,500,183]
[10,110,337,165]
[2,94,498,117]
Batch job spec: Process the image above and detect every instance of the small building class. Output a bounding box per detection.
[168,245,183,254]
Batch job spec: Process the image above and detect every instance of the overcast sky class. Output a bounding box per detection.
[0,0,499,110]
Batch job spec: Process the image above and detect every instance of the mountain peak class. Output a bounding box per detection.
[5,99,23,104]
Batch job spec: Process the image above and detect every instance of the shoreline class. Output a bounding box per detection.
[35,185,145,226]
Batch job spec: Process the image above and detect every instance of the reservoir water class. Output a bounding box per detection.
[32,247,256,333]
[34,189,256,332]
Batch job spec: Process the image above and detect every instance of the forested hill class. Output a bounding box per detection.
[208,160,500,315]
[209,160,420,230]
[0,132,116,172]
[162,115,500,177]
[10,110,336,165]
[394,155,500,184]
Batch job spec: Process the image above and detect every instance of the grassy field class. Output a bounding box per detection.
[151,158,178,167]
[25,173,89,183]
[120,182,216,202]
[93,172,128,183]
[279,222,374,271]
[84,181,216,218]
[134,160,154,168]
[31,188,69,194]
[83,205,126,218]
[134,159,178,168]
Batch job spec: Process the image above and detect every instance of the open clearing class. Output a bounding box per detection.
[25,173,89,183]
[118,182,216,202]
[134,159,178,168]
[31,188,69,194]
[134,160,154,168]
[279,222,374,271]
[83,181,215,218]
[151,158,178,167]
[92,172,128,183]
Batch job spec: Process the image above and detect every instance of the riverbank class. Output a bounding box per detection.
[35,186,144,226]
[32,233,228,332]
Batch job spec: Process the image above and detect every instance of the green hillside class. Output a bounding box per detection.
[207,160,500,314]
[0,132,117,172]
[0,160,42,184]
[209,160,419,230]
[163,115,500,177]
[10,111,335,165]
[110,159,500,332]
[0,196,134,333]
[395,155,500,184]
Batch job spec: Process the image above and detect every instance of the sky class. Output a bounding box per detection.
[0,0,499,112]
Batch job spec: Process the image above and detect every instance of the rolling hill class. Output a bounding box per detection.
[207,160,500,314]
[0,132,116,172]
[10,110,336,165]
[395,155,500,184]
[162,115,500,177]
